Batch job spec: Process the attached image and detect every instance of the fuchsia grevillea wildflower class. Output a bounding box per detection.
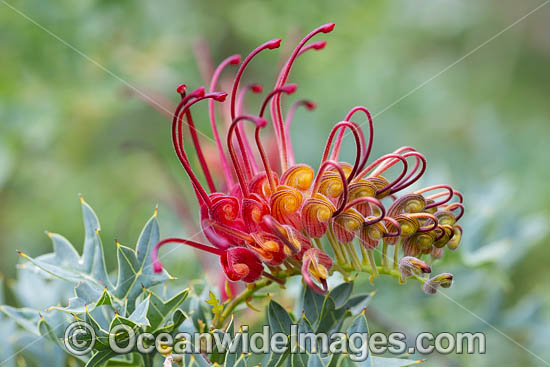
[151,23,464,295]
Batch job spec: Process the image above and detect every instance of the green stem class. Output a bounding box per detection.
[327,227,346,266]
[366,250,378,277]
[393,242,400,269]
[339,262,424,284]
[359,244,369,265]
[344,242,362,271]
[381,241,388,268]
[213,278,270,329]
[213,269,299,329]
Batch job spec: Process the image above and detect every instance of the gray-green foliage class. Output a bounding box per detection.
[0,199,189,367]
[231,282,420,367]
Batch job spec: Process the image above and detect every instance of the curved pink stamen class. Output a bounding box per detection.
[390,152,427,193]
[152,237,224,273]
[271,23,335,171]
[172,90,226,207]
[227,115,268,198]
[311,160,349,216]
[259,84,297,118]
[298,40,327,56]
[230,39,281,180]
[409,213,439,232]
[236,84,263,116]
[382,217,401,238]
[446,202,464,221]
[208,54,241,188]
[343,197,385,225]
[322,121,363,182]
[416,185,454,209]
[357,153,409,194]
[344,106,374,172]
[235,84,264,174]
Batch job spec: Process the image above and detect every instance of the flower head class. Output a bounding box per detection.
[152,23,464,294]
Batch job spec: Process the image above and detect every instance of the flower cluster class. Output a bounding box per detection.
[152,23,464,295]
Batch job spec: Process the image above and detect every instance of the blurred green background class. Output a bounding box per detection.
[1,0,549,366]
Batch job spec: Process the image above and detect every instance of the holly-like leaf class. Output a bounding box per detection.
[17,199,172,316]
[127,296,151,327]
[145,288,188,332]
[113,210,172,313]
[18,198,110,289]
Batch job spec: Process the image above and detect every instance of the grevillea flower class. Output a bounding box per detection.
[423,273,454,295]
[152,23,464,295]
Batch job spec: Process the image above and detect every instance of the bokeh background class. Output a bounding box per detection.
[1,0,549,366]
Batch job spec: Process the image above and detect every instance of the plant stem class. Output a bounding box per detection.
[366,250,378,277]
[393,242,400,269]
[381,241,388,268]
[213,268,298,329]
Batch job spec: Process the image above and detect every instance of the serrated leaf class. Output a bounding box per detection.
[49,296,88,314]
[17,200,110,290]
[262,349,290,367]
[47,232,81,267]
[264,300,292,367]
[186,290,213,332]
[127,296,150,327]
[75,282,105,305]
[206,291,223,315]
[347,311,369,336]
[96,288,114,307]
[18,200,171,316]
[113,214,171,313]
[145,288,188,332]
